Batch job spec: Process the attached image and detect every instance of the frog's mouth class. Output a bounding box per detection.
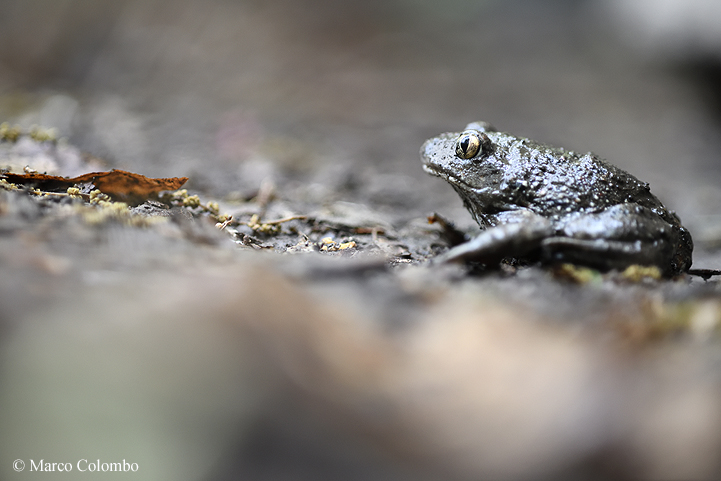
[422,163,486,194]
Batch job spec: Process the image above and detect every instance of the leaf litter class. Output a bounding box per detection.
[1,125,423,264]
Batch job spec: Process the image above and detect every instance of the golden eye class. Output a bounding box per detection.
[455,130,485,159]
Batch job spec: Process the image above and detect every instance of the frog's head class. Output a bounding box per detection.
[421,121,506,223]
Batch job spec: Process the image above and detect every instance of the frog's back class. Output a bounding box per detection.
[492,133,672,222]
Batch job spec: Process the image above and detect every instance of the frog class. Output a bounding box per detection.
[421,121,693,276]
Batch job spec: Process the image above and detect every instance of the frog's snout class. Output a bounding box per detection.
[419,138,436,163]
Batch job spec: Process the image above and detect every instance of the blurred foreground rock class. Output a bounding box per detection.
[2,190,721,480]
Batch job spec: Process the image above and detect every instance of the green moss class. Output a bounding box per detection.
[89,189,111,204]
[205,201,220,215]
[28,125,57,143]
[621,265,662,282]
[182,194,201,208]
[0,122,21,142]
[0,122,57,143]
[553,263,602,284]
[0,178,20,191]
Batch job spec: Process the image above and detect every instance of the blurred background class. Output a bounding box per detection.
[3,1,721,480]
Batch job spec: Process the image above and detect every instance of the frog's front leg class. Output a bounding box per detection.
[436,211,554,264]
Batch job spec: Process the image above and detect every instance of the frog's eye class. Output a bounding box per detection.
[455,130,487,159]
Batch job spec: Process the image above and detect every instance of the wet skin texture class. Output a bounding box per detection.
[421,122,693,276]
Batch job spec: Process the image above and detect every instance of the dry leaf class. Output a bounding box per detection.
[1,169,188,205]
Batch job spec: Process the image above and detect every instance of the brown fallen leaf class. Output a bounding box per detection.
[1,169,188,205]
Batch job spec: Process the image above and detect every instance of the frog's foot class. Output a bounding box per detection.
[427,212,469,247]
[434,218,554,264]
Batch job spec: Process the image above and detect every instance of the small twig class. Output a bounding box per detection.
[688,269,721,280]
[240,214,308,234]
[255,177,276,217]
[215,215,234,230]
[255,215,308,226]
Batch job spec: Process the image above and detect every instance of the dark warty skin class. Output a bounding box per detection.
[421,121,693,276]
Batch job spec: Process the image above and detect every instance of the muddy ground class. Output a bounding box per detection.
[2,1,721,480]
